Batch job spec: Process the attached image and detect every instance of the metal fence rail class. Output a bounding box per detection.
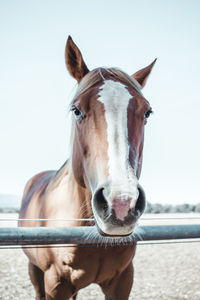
[0,225,200,246]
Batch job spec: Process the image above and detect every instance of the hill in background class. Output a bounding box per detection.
[0,194,21,212]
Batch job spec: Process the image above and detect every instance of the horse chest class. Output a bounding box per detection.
[56,246,135,286]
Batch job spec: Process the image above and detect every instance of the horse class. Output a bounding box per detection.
[19,36,156,300]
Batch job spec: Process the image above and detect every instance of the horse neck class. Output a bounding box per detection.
[68,170,93,220]
[50,161,93,222]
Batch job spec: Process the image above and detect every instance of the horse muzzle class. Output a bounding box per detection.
[92,184,146,236]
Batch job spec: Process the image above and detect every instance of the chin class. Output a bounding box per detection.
[95,222,136,238]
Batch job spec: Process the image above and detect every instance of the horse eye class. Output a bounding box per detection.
[144,109,153,120]
[71,105,84,120]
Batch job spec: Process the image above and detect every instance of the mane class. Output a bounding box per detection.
[48,67,142,190]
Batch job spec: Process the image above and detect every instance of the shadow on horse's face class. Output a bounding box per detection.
[66,36,156,237]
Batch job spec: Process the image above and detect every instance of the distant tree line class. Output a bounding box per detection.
[0,207,19,213]
[145,202,200,213]
[0,203,200,214]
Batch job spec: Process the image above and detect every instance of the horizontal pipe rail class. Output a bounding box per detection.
[1,216,200,222]
[0,225,200,246]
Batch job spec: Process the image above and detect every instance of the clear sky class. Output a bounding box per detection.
[0,0,200,204]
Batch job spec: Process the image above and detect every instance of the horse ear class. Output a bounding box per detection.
[65,36,89,82]
[132,59,157,88]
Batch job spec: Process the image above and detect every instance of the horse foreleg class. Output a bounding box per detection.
[28,262,45,300]
[44,265,76,300]
[100,262,134,300]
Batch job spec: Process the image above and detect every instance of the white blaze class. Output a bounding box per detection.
[97,80,138,199]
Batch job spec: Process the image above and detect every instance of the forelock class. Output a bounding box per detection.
[71,67,142,104]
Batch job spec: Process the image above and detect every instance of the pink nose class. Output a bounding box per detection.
[111,198,131,221]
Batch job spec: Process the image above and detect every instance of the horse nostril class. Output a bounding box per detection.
[134,185,146,217]
[93,188,108,213]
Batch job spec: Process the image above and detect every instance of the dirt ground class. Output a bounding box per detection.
[0,214,199,300]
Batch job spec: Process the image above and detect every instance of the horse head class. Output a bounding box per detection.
[65,36,156,237]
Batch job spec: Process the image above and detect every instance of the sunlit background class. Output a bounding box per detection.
[0,0,200,204]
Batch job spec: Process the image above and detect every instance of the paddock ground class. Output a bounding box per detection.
[0,213,199,300]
